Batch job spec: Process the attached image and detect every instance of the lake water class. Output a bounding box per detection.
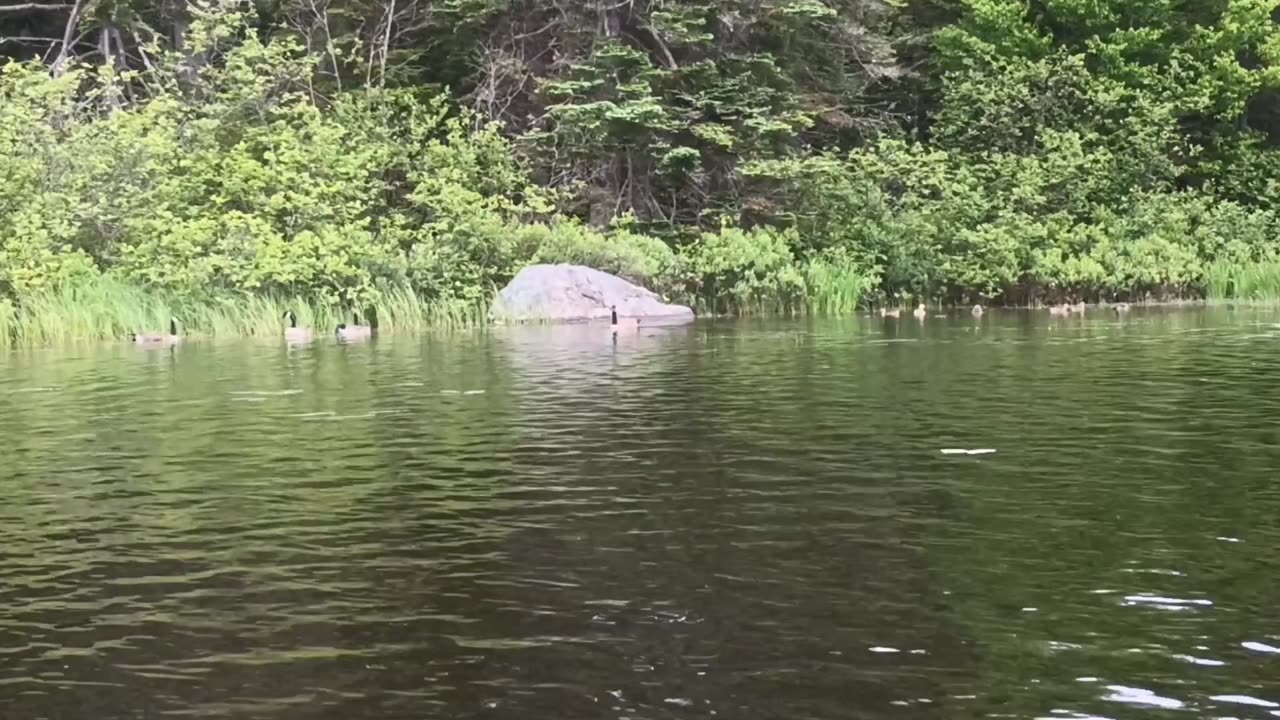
[3,309,1280,719]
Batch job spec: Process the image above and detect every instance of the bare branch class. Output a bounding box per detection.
[0,3,73,12]
[513,17,560,41]
[379,0,395,87]
[100,25,122,110]
[51,0,86,76]
[0,35,61,45]
[132,29,158,74]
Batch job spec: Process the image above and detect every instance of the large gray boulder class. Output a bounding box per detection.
[493,264,694,324]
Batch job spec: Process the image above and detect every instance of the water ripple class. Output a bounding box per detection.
[2,311,1279,718]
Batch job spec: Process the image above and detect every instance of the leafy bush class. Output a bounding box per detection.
[755,138,1280,304]
[0,17,540,308]
[678,227,806,313]
[524,222,677,290]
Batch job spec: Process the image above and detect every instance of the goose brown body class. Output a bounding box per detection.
[132,318,182,345]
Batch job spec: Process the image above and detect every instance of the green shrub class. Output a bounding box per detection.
[754,139,1280,304]
[679,226,805,313]
[0,23,540,309]
[523,222,677,290]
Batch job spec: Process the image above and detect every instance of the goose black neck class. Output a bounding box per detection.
[611,309,618,324]
[169,319,178,336]
[288,311,297,328]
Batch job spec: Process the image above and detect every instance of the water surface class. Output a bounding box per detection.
[3,308,1280,719]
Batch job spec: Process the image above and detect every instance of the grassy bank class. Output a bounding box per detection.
[0,271,869,347]
[7,262,1280,348]
[0,279,488,348]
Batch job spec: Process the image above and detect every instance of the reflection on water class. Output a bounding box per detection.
[3,307,1280,719]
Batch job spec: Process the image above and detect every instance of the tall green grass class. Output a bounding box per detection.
[1204,261,1280,303]
[803,260,872,315]
[0,277,490,348]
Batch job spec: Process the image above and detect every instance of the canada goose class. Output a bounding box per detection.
[1071,299,1087,313]
[913,303,927,319]
[1048,304,1070,316]
[880,307,901,318]
[1113,302,1132,314]
[131,317,181,345]
[608,305,640,330]
[972,304,985,317]
[283,310,314,343]
[335,311,373,342]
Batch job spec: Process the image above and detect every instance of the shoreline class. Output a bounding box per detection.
[4,295,1276,350]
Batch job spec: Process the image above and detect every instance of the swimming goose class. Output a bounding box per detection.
[335,312,373,342]
[283,310,314,343]
[1112,302,1132,315]
[608,305,640,332]
[972,304,985,318]
[131,317,182,345]
[1071,299,1087,313]
[912,303,927,320]
[880,307,901,319]
[1048,303,1070,316]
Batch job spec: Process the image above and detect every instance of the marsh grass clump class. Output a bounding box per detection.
[1204,262,1280,303]
[0,277,489,348]
[1230,263,1280,303]
[803,259,874,316]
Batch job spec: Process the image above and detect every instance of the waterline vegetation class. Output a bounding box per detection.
[5,1,1280,345]
[1203,262,1280,304]
[4,260,1278,348]
[0,278,490,348]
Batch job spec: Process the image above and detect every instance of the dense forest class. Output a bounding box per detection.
[3,0,1280,332]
